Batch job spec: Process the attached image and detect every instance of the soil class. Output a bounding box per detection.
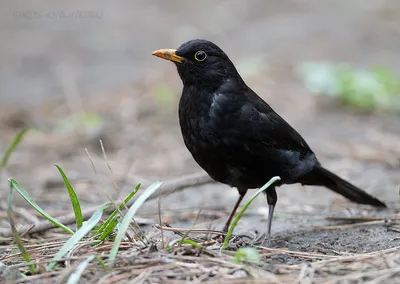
[1,0,400,282]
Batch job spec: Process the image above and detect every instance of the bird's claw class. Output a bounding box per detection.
[253,232,272,247]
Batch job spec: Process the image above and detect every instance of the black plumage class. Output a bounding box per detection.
[152,39,386,244]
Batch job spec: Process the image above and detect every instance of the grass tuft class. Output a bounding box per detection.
[97,183,140,236]
[108,181,163,263]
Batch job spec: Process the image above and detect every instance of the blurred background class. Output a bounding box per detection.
[1,0,399,249]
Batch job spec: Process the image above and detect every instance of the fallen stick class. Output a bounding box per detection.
[313,220,384,230]
[325,216,400,222]
[0,171,213,238]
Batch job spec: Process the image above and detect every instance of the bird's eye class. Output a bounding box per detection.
[194,51,207,62]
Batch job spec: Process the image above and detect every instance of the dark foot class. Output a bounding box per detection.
[262,236,272,248]
[253,232,272,247]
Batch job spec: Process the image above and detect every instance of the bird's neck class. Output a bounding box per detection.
[179,76,223,94]
[177,62,244,93]
[181,75,245,96]
[179,77,246,118]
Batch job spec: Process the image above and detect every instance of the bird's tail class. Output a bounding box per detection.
[301,166,387,208]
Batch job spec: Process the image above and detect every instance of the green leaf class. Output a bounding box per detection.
[222,176,281,250]
[8,178,74,235]
[66,255,96,284]
[7,186,35,274]
[233,247,260,264]
[0,128,30,169]
[55,164,83,230]
[108,181,162,263]
[49,203,111,270]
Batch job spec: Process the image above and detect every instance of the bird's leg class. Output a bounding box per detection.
[264,187,277,247]
[212,191,246,242]
[222,191,246,233]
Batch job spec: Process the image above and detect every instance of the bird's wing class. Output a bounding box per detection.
[238,91,314,159]
[203,88,317,183]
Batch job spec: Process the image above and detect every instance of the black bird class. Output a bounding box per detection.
[152,39,386,244]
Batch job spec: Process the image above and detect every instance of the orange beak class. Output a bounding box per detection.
[152,49,185,63]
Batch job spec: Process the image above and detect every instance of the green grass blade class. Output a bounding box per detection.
[0,128,30,169]
[55,164,83,230]
[95,255,107,273]
[97,184,140,235]
[8,178,74,235]
[49,203,111,270]
[222,176,281,249]
[108,181,162,263]
[66,255,96,284]
[99,216,119,241]
[7,186,35,274]
[166,238,200,252]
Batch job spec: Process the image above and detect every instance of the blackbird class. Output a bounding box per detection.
[152,39,386,244]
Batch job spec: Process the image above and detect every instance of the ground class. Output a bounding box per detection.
[1,1,400,283]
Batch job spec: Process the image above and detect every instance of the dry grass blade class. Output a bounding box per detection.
[154,224,225,236]
[99,139,124,204]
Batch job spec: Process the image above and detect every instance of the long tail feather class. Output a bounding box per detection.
[301,166,386,208]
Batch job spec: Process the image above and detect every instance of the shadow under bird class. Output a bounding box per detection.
[152,39,387,245]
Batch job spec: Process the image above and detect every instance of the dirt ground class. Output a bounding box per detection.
[1,1,400,283]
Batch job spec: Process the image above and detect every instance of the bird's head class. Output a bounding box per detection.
[152,39,242,89]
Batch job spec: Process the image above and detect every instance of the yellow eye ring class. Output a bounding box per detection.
[194,51,207,62]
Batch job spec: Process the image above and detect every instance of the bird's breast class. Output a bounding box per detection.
[178,89,252,187]
[178,91,216,151]
[178,89,237,149]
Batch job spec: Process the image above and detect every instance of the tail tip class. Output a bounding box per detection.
[377,201,387,208]
[371,199,387,208]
